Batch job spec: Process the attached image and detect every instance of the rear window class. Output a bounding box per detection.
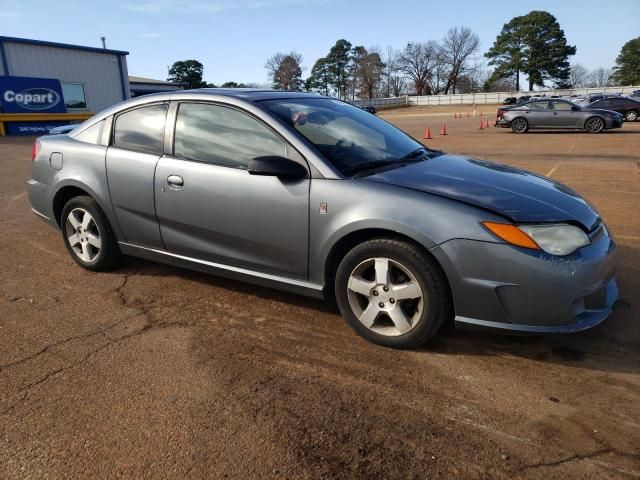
[74,120,105,145]
[113,104,168,155]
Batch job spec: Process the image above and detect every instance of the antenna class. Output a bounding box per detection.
[100,37,106,49]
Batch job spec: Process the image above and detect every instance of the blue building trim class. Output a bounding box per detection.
[0,40,10,75]
[117,55,128,101]
[0,36,129,56]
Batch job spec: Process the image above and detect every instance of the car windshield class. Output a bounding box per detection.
[261,98,432,175]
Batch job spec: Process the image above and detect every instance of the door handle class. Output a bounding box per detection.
[167,175,184,187]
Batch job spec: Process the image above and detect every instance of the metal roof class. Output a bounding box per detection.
[185,88,325,101]
[128,76,185,86]
[0,36,129,56]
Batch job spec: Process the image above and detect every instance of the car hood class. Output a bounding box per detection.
[364,154,600,230]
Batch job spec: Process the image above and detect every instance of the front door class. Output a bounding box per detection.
[154,102,310,279]
[550,100,580,128]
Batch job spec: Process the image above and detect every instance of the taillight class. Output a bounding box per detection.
[31,141,41,161]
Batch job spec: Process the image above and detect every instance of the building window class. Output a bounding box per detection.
[62,83,87,110]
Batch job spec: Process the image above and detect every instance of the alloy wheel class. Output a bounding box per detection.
[586,117,604,133]
[346,257,425,336]
[512,118,527,133]
[625,111,638,122]
[65,208,102,262]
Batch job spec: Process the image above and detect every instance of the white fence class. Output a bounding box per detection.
[354,85,640,108]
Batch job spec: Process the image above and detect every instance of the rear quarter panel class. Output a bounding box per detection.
[32,135,122,238]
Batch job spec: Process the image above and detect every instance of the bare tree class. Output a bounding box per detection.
[426,42,449,94]
[399,41,438,95]
[441,26,480,94]
[265,52,304,91]
[569,63,589,88]
[587,67,614,87]
[382,47,405,97]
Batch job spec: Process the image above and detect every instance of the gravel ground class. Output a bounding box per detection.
[1,111,639,479]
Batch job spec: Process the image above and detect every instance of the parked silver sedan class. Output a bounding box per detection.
[27,90,618,348]
[497,99,624,133]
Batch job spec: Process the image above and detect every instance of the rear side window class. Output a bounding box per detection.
[75,120,105,145]
[529,101,549,111]
[173,102,286,168]
[113,104,168,155]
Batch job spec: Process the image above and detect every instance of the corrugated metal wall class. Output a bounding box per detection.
[2,42,129,112]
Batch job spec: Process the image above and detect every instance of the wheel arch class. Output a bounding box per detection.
[52,181,119,237]
[510,116,529,132]
[584,115,605,131]
[322,228,454,311]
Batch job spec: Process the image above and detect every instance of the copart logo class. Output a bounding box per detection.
[3,88,61,110]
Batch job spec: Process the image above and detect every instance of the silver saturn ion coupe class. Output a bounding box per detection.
[27,90,618,348]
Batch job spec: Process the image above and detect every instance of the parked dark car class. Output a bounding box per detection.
[588,96,640,122]
[574,93,620,106]
[496,99,624,133]
[502,97,517,105]
[517,95,531,103]
[359,105,377,114]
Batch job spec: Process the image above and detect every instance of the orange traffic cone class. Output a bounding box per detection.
[424,127,432,139]
[485,118,490,128]
[440,123,448,135]
[480,111,483,117]
[478,120,484,130]
[453,113,457,119]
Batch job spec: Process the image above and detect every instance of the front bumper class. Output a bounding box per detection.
[609,117,623,129]
[430,226,618,334]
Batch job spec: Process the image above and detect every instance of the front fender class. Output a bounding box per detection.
[308,179,503,285]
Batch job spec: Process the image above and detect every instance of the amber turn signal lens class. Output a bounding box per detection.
[482,222,540,250]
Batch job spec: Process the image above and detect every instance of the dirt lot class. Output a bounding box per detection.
[1,108,639,479]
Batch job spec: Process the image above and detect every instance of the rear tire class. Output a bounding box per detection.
[511,118,528,133]
[334,239,450,348]
[61,196,121,271]
[624,110,638,122]
[585,116,605,133]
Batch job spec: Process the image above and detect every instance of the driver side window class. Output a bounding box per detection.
[551,101,573,111]
[173,102,286,168]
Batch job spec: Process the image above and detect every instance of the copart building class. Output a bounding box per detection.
[0,36,183,135]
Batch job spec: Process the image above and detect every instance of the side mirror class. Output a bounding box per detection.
[248,156,307,179]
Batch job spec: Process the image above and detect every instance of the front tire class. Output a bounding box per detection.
[61,196,121,271]
[335,239,451,348]
[511,118,529,133]
[585,116,605,133]
[624,110,638,122]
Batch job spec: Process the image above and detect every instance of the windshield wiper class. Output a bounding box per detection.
[401,147,444,160]
[342,160,396,176]
[400,147,429,160]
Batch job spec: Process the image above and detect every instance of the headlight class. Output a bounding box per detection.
[519,224,590,255]
[482,222,590,256]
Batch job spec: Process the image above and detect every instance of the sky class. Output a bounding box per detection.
[1,0,639,86]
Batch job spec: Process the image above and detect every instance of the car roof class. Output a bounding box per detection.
[174,88,326,102]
